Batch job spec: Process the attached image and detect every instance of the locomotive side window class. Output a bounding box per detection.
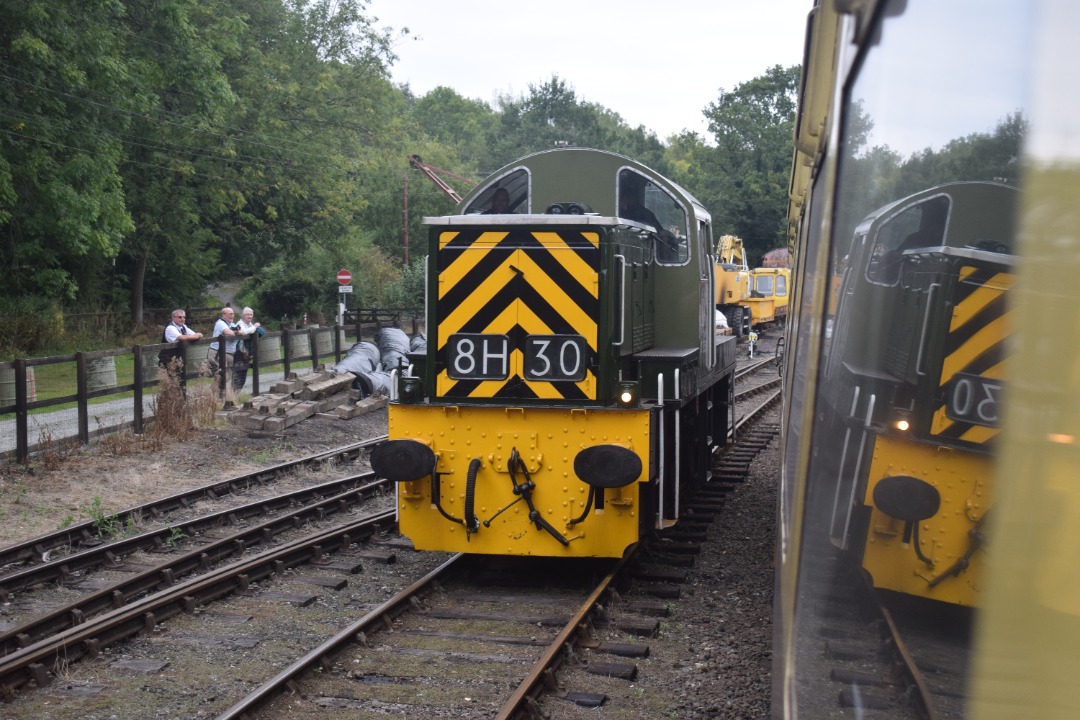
[867,196,950,285]
[617,169,688,265]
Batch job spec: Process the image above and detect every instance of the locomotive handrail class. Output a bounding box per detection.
[915,283,940,377]
[674,367,681,523]
[614,254,627,347]
[830,385,862,537]
[657,371,666,529]
[841,393,876,546]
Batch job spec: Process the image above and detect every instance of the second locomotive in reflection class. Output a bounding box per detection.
[818,181,1016,606]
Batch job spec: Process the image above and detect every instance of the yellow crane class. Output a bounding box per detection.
[714,235,752,335]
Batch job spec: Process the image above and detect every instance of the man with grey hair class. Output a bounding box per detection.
[206,307,239,391]
[233,306,263,391]
[158,309,202,375]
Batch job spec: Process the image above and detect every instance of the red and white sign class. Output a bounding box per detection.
[336,269,352,285]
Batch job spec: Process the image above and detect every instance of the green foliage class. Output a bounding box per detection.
[165,526,187,547]
[81,495,121,539]
[383,255,426,310]
[489,75,668,171]
[0,0,136,302]
[411,87,498,169]
[0,3,809,328]
[243,233,401,325]
[0,296,65,358]
[685,65,802,265]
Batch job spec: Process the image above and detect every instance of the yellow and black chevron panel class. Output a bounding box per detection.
[434,227,601,401]
[930,264,1013,447]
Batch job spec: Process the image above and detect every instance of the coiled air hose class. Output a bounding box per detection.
[464,458,481,536]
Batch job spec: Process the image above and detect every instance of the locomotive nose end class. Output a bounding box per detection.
[371,439,435,482]
[574,444,642,489]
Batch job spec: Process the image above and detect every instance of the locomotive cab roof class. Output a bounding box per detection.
[448,147,710,226]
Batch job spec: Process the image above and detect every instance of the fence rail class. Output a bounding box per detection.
[343,307,420,329]
[1,310,419,463]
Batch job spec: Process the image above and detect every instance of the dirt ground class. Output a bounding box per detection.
[0,398,388,549]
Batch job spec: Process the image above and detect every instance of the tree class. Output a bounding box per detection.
[491,75,669,170]
[0,0,136,302]
[243,232,400,324]
[115,0,402,321]
[692,65,801,264]
[115,0,242,321]
[411,87,498,169]
[834,110,1026,247]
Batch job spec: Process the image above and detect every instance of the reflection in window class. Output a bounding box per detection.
[464,168,529,214]
[792,1,1035,718]
[833,0,1030,256]
[618,169,688,264]
[866,195,949,285]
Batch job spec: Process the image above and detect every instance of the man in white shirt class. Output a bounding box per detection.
[158,309,203,375]
[207,307,239,389]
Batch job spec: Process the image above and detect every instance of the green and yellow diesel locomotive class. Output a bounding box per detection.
[819,181,1016,607]
[371,148,736,558]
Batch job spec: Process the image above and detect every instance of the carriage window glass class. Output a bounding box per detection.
[866,196,950,285]
[618,169,688,265]
[791,1,1033,717]
[464,168,529,214]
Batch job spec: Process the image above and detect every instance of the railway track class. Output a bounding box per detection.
[0,472,384,601]
[0,359,782,717]
[0,436,386,576]
[0,474,392,657]
[216,368,784,719]
[798,540,971,720]
[217,553,640,718]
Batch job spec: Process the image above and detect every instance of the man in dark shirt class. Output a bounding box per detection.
[482,187,512,214]
[618,192,663,230]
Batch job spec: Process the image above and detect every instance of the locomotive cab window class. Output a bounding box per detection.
[617,169,688,265]
[464,168,529,214]
[867,196,950,285]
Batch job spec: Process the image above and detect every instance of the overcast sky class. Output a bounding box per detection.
[365,0,812,140]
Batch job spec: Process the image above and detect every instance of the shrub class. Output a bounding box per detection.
[0,296,64,358]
